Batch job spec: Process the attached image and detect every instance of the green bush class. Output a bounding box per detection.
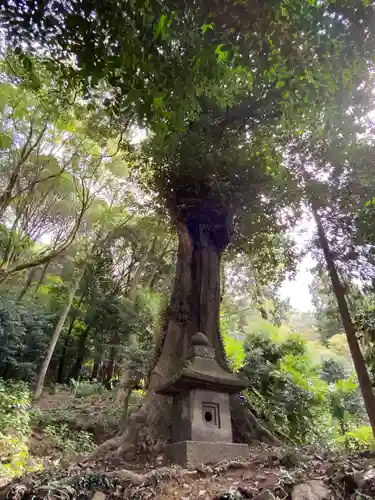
[241,332,329,443]
[240,329,367,446]
[44,424,95,456]
[335,425,375,451]
[0,379,41,480]
[328,377,366,436]
[69,379,105,398]
[0,295,53,381]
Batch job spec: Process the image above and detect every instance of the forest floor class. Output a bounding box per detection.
[30,388,117,455]
[2,388,375,500]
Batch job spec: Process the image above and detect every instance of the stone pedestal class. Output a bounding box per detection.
[165,441,249,468]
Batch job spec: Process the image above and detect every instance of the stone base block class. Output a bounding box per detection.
[165,441,249,468]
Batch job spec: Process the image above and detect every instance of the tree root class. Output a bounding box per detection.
[1,460,250,500]
[107,466,199,485]
[230,396,281,446]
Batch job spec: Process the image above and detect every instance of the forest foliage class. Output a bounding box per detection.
[1,0,375,483]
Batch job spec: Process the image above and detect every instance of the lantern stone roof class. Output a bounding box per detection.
[156,332,249,395]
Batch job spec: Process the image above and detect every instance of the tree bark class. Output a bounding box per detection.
[34,269,84,399]
[17,268,37,301]
[57,334,70,384]
[91,352,103,380]
[312,202,375,438]
[68,326,91,382]
[103,357,117,389]
[56,292,85,383]
[149,219,226,391]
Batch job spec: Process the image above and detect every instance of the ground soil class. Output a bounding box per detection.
[2,389,374,500]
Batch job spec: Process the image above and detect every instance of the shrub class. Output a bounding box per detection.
[241,331,331,443]
[0,379,41,480]
[69,379,105,398]
[335,425,375,451]
[320,358,347,383]
[329,377,367,436]
[44,424,95,456]
[0,295,53,381]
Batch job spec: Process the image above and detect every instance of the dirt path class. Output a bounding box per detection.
[35,389,73,410]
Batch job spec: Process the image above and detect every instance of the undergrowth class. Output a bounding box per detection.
[44,424,95,456]
[0,379,144,484]
[0,379,42,482]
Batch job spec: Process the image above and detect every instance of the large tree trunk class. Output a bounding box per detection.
[89,205,279,461]
[149,219,226,388]
[312,202,375,438]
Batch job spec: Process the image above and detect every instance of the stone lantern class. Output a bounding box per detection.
[156,332,250,467]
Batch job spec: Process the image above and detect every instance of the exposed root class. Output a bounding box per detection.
[85,435,126,461]
[4,448,375,500]
[231,396,281,446]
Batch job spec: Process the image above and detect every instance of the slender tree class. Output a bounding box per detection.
[310,198,375,437]
[34,264,85,399]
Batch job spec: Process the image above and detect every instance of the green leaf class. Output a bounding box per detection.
[21,55,33,72]
[153,14,168,40]
[202,23,214,33]
[153,96,164,111]
[276,81,286,89]
[215,44,230,63]
[0,133,12,150]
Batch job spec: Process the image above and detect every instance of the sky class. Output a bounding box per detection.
[280,254,314,311]
[279,217,316,312]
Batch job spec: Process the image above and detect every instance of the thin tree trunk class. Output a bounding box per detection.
[68,326,91,382]
[312,202,375,437]
[34,268,84,399]
[57,292,86,383]
[128,237,157,300]
[17,268,37,301]
[2,212,22,269]
[91,361,100,380]
[118,387,133,434]
[145,238,173,290]
[103,355,116,389]
[0,121,47,220]
[91,351,103,380]
[57,334,70,384]
[33,261,50,294]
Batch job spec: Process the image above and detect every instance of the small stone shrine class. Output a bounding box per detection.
[156,332,250,467]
